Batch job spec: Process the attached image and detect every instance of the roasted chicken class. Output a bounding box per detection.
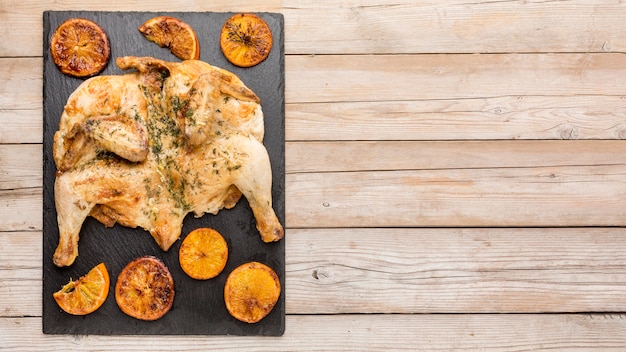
[52,56,283,267]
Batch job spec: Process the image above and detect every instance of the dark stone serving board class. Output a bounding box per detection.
[42,11,285,336]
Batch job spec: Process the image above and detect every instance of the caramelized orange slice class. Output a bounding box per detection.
[138,16,200,60]
[224,262,281,323]
[53,262,110,315]
[115,256,175,321]
[220,13,273,67]
[179,228,228,280]
[50,18,110,77]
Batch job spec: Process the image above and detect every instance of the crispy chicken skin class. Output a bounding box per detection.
[52,56,283,267]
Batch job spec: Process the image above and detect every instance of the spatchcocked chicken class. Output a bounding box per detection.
[52,56,283,267]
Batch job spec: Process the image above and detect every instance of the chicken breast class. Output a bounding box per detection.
[52,56,283,267]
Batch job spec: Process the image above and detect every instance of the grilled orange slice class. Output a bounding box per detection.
[138,16,200,60]
[49,18,110,77]
[220,13,273,67]
[224,262,281,323]
[115,256,175,321]
[179,228,228,280]
[53,262,110,315]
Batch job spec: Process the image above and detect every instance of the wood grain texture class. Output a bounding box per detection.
[3,1,626,56]
[285,228,626,314]
[6,95,625,144]
[2,314,626,351]
[286,140,626,173]
[282,0,626,55]
[285,53,626,103]
[4,229,626,317]
[286,96,626,141]
[285,140,626,227]
[0,58,41,110]
[2,141,624,231]
[0,188,41,231]
[0,232,41,317]
[0,144,41,190]
[286,165,626,227]
[0,110,42,144]
[2,56,625,142]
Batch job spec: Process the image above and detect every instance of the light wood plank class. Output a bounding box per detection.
[286,164,626,228]
[5,97,626,144]
[5,54,626,106]
[0,188,42,231]
[286,140,626,173]
[282,0,626,55]
[5,228,626,317]
[6,96,626,145]
[3,1,626,57]
[4,96,626,144]
[1,141,625,231]
[6,141,622,187]
[2,314,626,351]
[286,228,626,314]
[285,53,626,103]
[5,95,626,144]
[2,55,626,143]
[0,110,42,144]
[0,58,41,110]
[0,231,40,317]
[0,144,41,190]
[286,96,626,141]
[284,140,626,228]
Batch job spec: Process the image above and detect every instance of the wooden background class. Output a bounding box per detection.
[2,0,626,350]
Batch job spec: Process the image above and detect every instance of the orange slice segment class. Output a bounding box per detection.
[220,13,273,67]
[138,16,200,60]
[49,18,110,77]
[224,261,281,323]
[115,256,175,321]
[53,262,110,315]
[179,228,228,280]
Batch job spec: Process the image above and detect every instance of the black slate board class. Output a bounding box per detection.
[42,11,285,336]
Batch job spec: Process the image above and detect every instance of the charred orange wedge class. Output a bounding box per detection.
[179,228,228,280]
[53,262,110,315]
[49,18,110,77]
[220,13,273,67]
[224,262,281,323]
[115,256,175,321]
[138,16,200,60]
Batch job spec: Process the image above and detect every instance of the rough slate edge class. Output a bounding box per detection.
[42,11,285,336]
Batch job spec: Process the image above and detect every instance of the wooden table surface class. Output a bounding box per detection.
[2,1,626,350]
